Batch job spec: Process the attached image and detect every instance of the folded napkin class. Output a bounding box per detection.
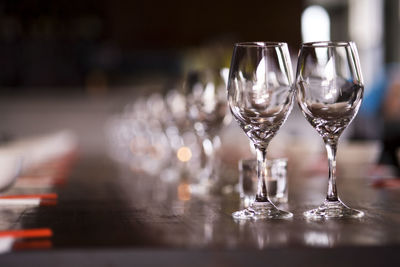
[0,193,58,206]
[0,228,53,254]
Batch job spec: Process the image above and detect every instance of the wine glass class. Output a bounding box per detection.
[184,69,228,192]
[296,41,364,219]
[227,42,294,220]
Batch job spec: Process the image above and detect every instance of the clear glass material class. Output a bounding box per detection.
[227,42,294,219]
[239,158,288,204]
[184,69,228,193]
[296,41,364,219]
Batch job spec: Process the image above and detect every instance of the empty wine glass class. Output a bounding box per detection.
[227,42,294,220]
[296,41,364,219]
[184,69,228,192]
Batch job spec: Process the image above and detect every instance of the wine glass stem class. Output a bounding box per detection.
[325,141,339,202]
[255,146,270,202]
[201,135,219,181]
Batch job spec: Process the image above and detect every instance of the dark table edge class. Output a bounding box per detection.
[0,246,399,267]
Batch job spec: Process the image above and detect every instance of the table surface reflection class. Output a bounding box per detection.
[1,155,399,266]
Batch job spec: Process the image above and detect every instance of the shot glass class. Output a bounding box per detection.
[238,158,288,204]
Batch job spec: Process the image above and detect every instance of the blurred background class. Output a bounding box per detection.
[0,0,302,91]
[0,0,399,181]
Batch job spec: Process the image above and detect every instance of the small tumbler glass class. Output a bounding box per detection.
[239,158,288,205]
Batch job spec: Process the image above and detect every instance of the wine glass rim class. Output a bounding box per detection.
[302,41,354,47]
[234,42,287,48]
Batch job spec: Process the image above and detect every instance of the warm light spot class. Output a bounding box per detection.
[177,146,192,162]
[178,182,191,201]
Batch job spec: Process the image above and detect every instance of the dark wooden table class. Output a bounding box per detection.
[0,155,399,266]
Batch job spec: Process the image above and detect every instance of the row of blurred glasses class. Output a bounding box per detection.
[106,68,231,193]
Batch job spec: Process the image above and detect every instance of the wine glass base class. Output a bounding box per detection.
[304,200,364,219]
[232,201,293,220]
